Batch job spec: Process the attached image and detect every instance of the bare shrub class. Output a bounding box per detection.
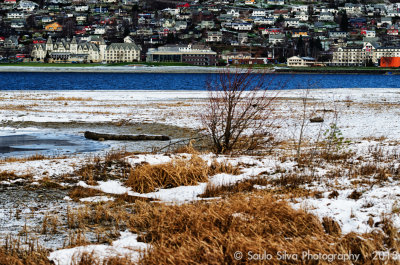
[201,67,277,154]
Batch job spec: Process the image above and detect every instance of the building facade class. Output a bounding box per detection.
[331,42,400,66]
[31,36,141,63]
[146,44,217,66]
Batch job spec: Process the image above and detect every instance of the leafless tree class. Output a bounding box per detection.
[201,67,279,154]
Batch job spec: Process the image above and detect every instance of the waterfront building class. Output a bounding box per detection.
[146,44,217,66]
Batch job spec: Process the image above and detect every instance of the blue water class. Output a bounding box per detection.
[0,132,107,157]
[0,72,400,90]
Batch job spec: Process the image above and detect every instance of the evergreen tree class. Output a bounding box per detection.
[297,35,305,57]
[340,11,349,32]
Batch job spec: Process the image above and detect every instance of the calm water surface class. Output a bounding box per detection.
[1,72,400,90]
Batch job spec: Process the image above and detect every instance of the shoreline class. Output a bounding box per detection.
[0,65,234,74]
[0,65,398,74]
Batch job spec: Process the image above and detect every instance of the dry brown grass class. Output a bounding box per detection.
[0,171,32,182]
[72,252,133,265]
[126,155,240,193]
[69,187,104,202]
[0,154,59,163]
[0,235,50,265]
[127,192,392,264]
[200,176,269,198]
[70,150,134,185]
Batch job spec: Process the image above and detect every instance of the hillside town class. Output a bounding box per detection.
[1,0,400,67]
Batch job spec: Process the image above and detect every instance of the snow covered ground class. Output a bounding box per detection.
[1,88,400,263]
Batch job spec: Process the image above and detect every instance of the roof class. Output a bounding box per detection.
[106,43,140,51]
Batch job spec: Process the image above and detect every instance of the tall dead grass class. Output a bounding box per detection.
[128,192,392,264]
[126,155,240,193]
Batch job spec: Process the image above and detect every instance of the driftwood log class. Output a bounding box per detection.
[84,131,170,141]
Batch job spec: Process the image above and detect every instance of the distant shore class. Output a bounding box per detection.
[0,65,398,74]
[0,65,226,74]
[274,67,400,75]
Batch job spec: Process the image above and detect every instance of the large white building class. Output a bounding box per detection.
[332,41,400,66]
[31,36,141,63]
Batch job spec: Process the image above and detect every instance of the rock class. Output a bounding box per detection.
[310,117,324,123]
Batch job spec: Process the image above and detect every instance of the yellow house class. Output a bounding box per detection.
[45,22,62,32]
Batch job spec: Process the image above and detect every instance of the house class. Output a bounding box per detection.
[254,17,275,25]
[200,20,215,29]
[7,12,25,20]
[273,10,289,19]
[378,17,392,27]
[227,9,240,18]
[94,27,106,35]
[268,0,284,5]
[238,32,248,44]
[262,28,282,35]
[328,31,348,39]
[285,18,300,28]
[387,25,399,35]
[292,5,308,12]
[343,3,363,15]
[245,0,255,5]
[318,12,334,22]
[222,51,266,64]
[76,14,87,23]
[294,12,309,22]
[252,10,267,17]
[292,29,308,37]
[4,0,17,5]
[4,36,19,48]
[287,56,316,67]
[41,17,53,23]
[11,21,25,29]
[17,1,38,11]
[75,5,89,12]
[269,33,285,44]
[231,22,252,31]
[175,21,187,31]
[206,31,223,42]
[45,22,62,31]
[361,30,376,38]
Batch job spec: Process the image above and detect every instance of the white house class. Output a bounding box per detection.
[206,31,223,42]
[294,12,309,22]
[75,5,89,12]
[287,56,316,67]
[252,10,267,17]
[227,9,240,18]
[254,17,275,25]
[231,22,253,31]
[268,0,284,5]
[17,1,38,11]
[94,27,106,35]
[292,5,308,12]
[284,18,300,28]
[318,12,334,22]
[269,33,285,44]
[7,12,25,19]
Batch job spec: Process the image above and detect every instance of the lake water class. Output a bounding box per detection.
[0,132,106,157]
[1,72,400,90]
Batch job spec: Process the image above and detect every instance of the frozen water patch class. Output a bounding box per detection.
[0,132,107,157]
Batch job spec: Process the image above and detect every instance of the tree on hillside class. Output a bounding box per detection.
[297,35,305,57]
[340,11,349,32]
